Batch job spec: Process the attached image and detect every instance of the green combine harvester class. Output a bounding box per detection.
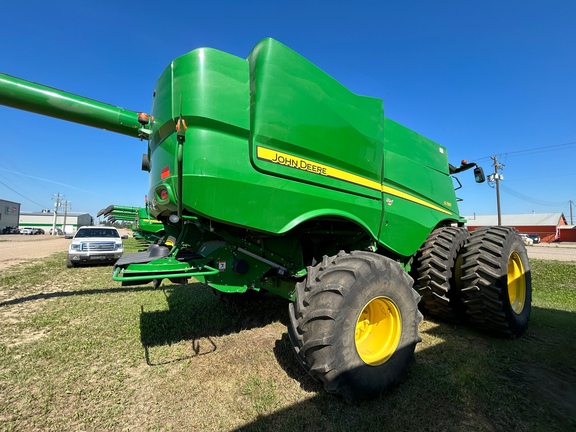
[97,205,140,224]
[0,38,531,402]
[98,204,165,244]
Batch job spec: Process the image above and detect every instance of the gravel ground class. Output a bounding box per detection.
[1,233,575,272]
[526,242,576,261]
[0,234,70,271]
[0,230,130,271]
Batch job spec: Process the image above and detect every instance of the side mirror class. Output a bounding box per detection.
[141,153,150,172]
[474,166,485,183]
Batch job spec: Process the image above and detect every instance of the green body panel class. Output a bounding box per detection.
[247,39,384,200]
[379,119,460,255]
[150,127,382,237]
[148,39,459,258]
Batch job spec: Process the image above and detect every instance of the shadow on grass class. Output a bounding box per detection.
[139,282,288,365]
[135,280,576,430]
[253,308,576,432]
[0,285,157,308]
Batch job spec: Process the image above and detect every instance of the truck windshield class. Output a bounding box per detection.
[75,229,119,238]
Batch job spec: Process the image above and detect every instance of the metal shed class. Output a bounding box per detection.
[19,211,93,234]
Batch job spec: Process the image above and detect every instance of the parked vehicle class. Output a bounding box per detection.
[22,227,43,235]
[520,234,534,246]
[66,226,124,268]
[50,228,64,235]
[1,226,19,234]
[527,234,541,244]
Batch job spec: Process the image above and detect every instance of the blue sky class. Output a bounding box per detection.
[1,1,575,223]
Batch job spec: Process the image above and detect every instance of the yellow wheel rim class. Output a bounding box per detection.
[355,296,401,366]
[507,251,526,314]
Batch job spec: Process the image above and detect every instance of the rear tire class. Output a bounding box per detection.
[460,226,531,337]
[288,251,422,402]
[412,226,469,321]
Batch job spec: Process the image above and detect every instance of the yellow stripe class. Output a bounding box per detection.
[256,146,452,216]
[381,185,452,215]
[257,147,382,189]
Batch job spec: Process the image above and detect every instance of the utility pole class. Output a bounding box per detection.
[570,200,574,225]
[51,193,63,235]
[490,156,504,226]
[62,201,71,234]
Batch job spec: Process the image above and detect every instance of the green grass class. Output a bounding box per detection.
[0,243,575,431]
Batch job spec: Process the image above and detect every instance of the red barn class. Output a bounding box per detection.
[464,212,568,243]
[558,225,576,242]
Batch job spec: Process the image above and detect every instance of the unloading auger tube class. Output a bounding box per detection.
[0,73,146,137]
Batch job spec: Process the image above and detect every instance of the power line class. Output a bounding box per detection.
[0,179,49,208]
[503,172,576,182]
[500,184,569,207]
[474,140,576,162]
[506,141,576,157]
[0,168,100,195]
[0,155,54,197]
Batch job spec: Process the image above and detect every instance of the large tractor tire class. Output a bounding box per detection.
[288,251,422,402]
[460,226,531,337]
[412,226,469,321]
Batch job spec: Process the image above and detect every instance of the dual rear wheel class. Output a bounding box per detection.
[460,226,531,336]
[287,226,531,402]
[413,225,531,337]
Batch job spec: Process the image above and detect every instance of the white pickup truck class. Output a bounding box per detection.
[66,226,124,268]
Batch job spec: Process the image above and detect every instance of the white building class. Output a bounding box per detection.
[19,211,93,234]
[0,199,21,233]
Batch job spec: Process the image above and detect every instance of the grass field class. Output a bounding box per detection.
[1,239,575,431]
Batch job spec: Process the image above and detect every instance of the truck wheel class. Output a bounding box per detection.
[460,226,531,337]
[412,226,469,321]
[288,251,422,402]
[66,257,76,268]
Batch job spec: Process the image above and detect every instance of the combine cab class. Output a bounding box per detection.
[0,38,531,402]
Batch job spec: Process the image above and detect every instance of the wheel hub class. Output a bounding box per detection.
[507,251,526,314]
[355,296,401,366]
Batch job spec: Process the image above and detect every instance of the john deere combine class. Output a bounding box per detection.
[98,203,165,244]
[0,38,531,401]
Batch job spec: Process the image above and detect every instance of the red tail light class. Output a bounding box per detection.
[161,166,170,179]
